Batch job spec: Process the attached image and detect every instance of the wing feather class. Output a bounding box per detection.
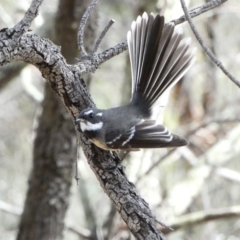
[106,120,187,150]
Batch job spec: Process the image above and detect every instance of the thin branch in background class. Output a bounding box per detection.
[164,205,240,234]
[75,137,80,185]
[215,167,240,184]
[66,225,92,239]
[0,200,22,216]
[77,0,98,57]
[180,0,240,88]
[136,117,240,183]
[186,118,240,137]
[92,19,115,54]
[75,132,81,185]
[77,0,228,74]
[78,169,98,239]
[172,0,227,25]
[103,203,117,238]
[135,149,176,184]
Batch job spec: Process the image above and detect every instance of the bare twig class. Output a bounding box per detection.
[75,133,81,185]
[13,0,44,37]
[180,0,240,88]
[135,149,176,184]
[66,225,92,239]
[164,205,240,233]
[215,167,240,184]
[77,0,227,74]
[77,0,98,57]
[0,200,22,216]
[75,150,80,185]
[92,19,115,53]
[76,40,128,74]
[77,170,98,239]
[136,117,240,183]
[103,203,117,238]
[172,0,227,25]
[186,118,240,137]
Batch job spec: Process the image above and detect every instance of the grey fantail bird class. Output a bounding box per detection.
[76,13,195,152]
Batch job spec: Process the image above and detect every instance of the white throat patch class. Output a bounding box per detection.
[80,121,103,132]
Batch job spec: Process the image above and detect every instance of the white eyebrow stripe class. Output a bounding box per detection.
[84,110,93,115]
[96,112,102,116]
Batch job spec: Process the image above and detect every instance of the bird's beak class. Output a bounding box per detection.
[75,118,82,123]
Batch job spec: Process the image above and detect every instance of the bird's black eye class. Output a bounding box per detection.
[89,113,94,118]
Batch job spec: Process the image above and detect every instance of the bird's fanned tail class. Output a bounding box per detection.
[128,12,195,111]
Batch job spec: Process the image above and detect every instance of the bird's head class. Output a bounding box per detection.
[76,108,103,132]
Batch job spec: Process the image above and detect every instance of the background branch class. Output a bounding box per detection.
[77,0,98,57]
[165,205,240,233]
[180,0,240,87]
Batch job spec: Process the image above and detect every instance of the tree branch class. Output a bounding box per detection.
[0,0,230,239]
[172,0,228,25]
[92,19,115,54]
[77,0,98,57]
[12,0,43,37]
[180,0,240,88]
[164,205,240,234]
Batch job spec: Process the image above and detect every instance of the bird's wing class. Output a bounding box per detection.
[106,120,187,150]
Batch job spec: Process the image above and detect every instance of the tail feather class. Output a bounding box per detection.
[127,13,195,111]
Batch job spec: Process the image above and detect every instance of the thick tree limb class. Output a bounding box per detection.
[0,11,165,240]
[16,0,85,239]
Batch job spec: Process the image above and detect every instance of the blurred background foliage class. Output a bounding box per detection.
[1,0,240,239]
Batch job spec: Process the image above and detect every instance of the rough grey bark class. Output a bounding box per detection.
[55,0,99,238]
[0,0,226,239]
